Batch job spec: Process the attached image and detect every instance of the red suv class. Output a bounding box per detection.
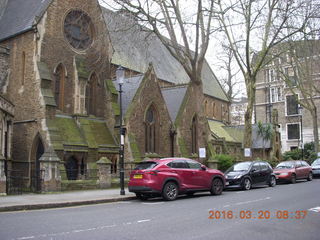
[128,158,226,201]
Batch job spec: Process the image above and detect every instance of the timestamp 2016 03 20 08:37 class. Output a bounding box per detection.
[208,210,307,220]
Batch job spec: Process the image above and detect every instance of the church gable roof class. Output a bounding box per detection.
[103,8,229,102]
[103,9,188,85]
[114,74,144,116]
[0,0,52,42]
[161,86,188,122]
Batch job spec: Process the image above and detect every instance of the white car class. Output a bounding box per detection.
[311,158,320,176]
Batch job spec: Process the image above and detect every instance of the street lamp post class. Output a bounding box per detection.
[298,105,304,160]
[116,66,125,195]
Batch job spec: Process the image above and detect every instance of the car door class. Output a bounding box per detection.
[259,162,271,183]
[186,160,210,189]
[294,161,304,179]
[167,159,195,189]
[301,161,311,178]
[250,162,262,184]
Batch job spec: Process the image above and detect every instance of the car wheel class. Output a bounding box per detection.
[269,176,276,187]
[291,174,296,184]
[135,193,149,200]
[242,178,251,190]
[162,182,178,201]
[307,172,313,181]
[210,178,223,195]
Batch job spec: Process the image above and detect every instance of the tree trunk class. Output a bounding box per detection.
[243,78,255,150]
[311,108,319,153]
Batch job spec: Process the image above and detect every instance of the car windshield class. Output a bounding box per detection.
[134,162,157,170]
[312,159,320,166]
[229,162,251,172]
[275,162,295,169]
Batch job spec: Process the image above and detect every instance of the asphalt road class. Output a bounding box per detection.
[1,178,319,240]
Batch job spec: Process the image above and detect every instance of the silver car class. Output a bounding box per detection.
[311,158,320,176]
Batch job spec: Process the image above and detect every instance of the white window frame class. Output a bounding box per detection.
[266,69,277,82]
[269,86,283,103]
[285,93,300,116]
[277,86,283,101]
[286,122,301,141]
[284,66,298,87]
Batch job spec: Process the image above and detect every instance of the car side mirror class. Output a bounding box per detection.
[251,169,258,173]
[201,166,207,171]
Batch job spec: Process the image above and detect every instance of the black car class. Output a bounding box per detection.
[224,161,276,190]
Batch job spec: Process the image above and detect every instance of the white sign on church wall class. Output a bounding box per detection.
[244,148,252,157]
[199,148,206,158]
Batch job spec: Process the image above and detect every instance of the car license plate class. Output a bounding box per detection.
[225,181,229,186]
[134,174,143,179]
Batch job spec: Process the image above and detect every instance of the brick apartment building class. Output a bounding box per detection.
[255,40,320,153]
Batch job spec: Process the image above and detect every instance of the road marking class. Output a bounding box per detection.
[137,219,151,223]
[235,197,271,206]
[309,207,320,213]
[223,205,231,208]
[12,220,151,240]
[142,202,164,205]
[99,224,117,229]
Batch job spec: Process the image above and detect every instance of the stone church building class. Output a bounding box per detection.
[0,0,230,194]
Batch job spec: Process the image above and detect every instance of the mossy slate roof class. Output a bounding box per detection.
[209,120,272,149]
[208,119,239,143]
[103,8,229,102]
[47,115,117,151]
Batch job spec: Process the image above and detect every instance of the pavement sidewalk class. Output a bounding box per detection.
[0,188,136,212]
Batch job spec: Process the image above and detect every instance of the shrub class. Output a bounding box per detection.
[282,149,302,161]
[282,142,317,164]
[303,142,317,163]
[215,154,235,172]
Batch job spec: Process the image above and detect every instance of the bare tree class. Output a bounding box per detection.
[104,0,217,85]
[217,43,241,101]
[216,0,318,150]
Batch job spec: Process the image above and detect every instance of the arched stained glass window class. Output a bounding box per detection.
[85,73,98,115]
[54,64,66,111]
[145,106,157,153]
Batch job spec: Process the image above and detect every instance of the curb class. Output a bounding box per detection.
[0,196,136,212]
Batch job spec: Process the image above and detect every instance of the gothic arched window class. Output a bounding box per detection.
[66,157,78,180]
[212,102,216,118]
[145,106,157,153]
[85,73,98,115]
[204,100,208,117]
[54,64,66,111]
[191,115,198,154]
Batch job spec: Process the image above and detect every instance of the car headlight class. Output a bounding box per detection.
[279,173,289,176]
